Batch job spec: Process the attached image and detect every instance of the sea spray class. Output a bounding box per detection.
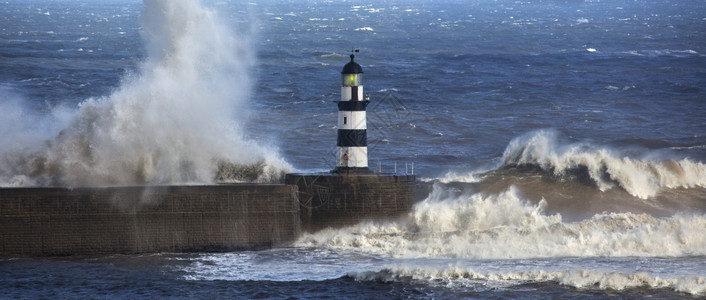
[0,88,76,186]
[296,184,706,259]
[0,0,291,186]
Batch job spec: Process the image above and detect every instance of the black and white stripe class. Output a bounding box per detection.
[336,55,369,171]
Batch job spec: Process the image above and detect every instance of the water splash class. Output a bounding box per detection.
[0,0,291,187]
[296,184,706,259]
[499,130,706,199]
[440,130,706,199]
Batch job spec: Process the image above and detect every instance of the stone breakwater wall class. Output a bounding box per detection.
[286,174,416,232]
[0,185,299,256]
[0,174,417,256]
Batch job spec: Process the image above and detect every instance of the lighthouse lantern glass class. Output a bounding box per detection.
[342,73,362,86]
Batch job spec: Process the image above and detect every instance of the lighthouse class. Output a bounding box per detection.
[284,52,416,232]
[335,54,370,173]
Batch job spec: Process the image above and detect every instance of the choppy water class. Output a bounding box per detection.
[1,0,705,298]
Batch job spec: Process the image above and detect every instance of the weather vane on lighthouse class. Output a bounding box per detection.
[334,49,371,174]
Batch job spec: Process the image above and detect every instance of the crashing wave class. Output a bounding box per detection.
[498,130,706,199]
[296,184,706,259]
[0,0,291,187]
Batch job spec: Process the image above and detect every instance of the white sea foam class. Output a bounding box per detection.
[296,184,706,259]
[296,182,706,295]
[0,0,291,186]
[420,172,481,183]
[179,249,380,282]
[625,49,701,57]
[430,166,500,183]
[351,266,706,296]
[500,130,706,199]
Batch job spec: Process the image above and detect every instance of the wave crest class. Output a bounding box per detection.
[500,130,706,199]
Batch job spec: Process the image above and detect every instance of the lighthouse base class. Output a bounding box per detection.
[285,173,416,233]
[332,167,374,174]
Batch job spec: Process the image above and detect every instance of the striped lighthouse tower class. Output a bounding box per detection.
[336,54,370,173]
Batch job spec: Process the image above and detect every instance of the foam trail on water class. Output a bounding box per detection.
[350,267,706,296]
[296,184,706,259]
[0,0,291,186]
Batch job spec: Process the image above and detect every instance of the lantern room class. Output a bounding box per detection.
[341,54,364,102]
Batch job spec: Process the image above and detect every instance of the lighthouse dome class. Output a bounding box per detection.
[341,54,363,74]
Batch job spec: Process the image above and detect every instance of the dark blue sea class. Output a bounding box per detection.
[1,0,705,298]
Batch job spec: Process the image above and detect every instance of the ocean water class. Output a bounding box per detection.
[1,0,705,298]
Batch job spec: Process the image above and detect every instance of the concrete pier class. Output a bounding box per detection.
[285,173,416,232]
[0,175,416,256]
[0,185,299,256]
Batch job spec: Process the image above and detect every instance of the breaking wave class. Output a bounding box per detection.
[499,130,706,199]
[296,130,706,295]
[441,130,706,199]
[0,0,290,187]
[296,184,706,259]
